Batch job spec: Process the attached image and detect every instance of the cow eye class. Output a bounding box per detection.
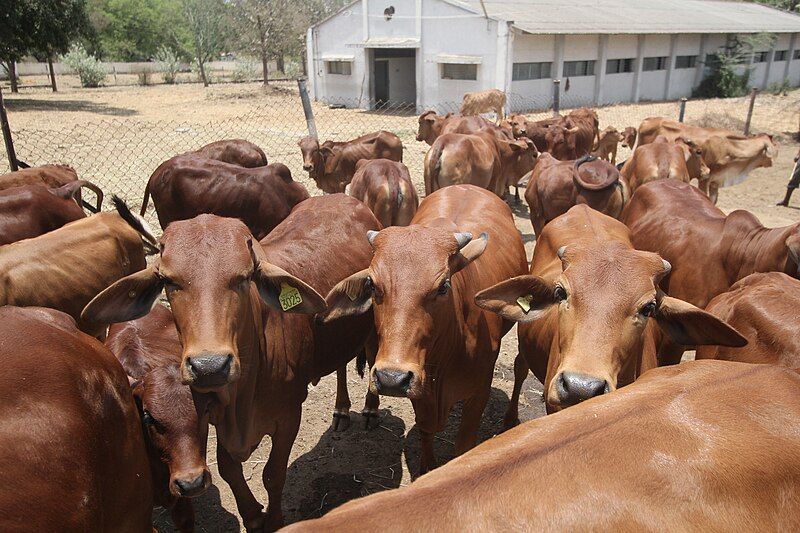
[640,301,657,318]
[554,286,567,302]
[142,410,156,426]
[437,279,451,296]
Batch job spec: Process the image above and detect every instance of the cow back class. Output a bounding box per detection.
[0,184,87,245]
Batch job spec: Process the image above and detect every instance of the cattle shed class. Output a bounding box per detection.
[305,0,800,111]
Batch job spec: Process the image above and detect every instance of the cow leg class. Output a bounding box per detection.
[454,387,491,456]
[263,413,301,532]
[170,497,195,533]
[503,353,529,431]
[217,444,265,532]
[362,331,381,429]
[418,429,437,476]
[708,181,720,204]
[514,185,521,203]
[698,177,710,197]
[332,366,352,432]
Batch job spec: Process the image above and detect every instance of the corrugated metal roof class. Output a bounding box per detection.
[451,0,800,34]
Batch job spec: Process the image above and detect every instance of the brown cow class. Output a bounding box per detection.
[83,194,380,531]
[0,164,103,212]
[621,126,637,149]
[637,117,776,203]
[545,109,598,161]
[475,205,744,422]
[318,131,404,194]
[141,155,309,238]
[621,179,800,365]
[106,304,213,533]
[298,132,380,184]
[507,114,564,152]
[347,159,419,227]
[193,139,268,167]
[591,126,624,164]
[282,361,800,532]
[524,154,628,236]
[416,111,513,145]
[696,272,800,368]
[620,136,709,194]
[0,197,155,337]
[424,132,538,200]
[0,306,152,532]
[323,185,528,474]
[0,181,99,245]
[459,89,506,122]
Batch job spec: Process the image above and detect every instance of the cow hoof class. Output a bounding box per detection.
[244,513,267,533]
[502,417,521,432]
[332,409,351,432]
[362,408,380,430]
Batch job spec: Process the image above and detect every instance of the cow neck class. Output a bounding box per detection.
[724,219,800,282]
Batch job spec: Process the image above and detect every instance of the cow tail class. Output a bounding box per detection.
[112,195,159,254]
[426,143,445,195]
[356,350,367,379]
[139,179,151,217]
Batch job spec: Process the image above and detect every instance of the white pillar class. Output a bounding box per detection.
[763,42,776,89]
[693,34,708,89]
[632,34,646,103]
[784,33,797,84]
[495,21,511,92]
[594,34,608,105]
[306,28,316,100]
[362,0,369,41]
[415,0,423,111]
[664,34,678,100]
[554,35,565,79]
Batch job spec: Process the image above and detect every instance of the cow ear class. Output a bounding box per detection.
[786,233,800,268]
[450,233,488,274]
[322,269,373,323]
[82,266,164,325]
[253,261,326,315]
[475,275,554,323]
[655,296,747,347]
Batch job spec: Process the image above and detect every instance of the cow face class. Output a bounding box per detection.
[133,364,211,498]
[323,226,487,399]
[675,138,710,181]
[621,127,637,149]
[499,138,539,184]
[545,124,580,159]
[416,110,443,144]
[475,243,745,410]
[508,114,528,138]
[298,136,322,175]
[81,215,325,392]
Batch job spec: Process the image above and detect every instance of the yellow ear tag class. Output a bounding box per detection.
[517,295,533,314]
[279,283,303,311]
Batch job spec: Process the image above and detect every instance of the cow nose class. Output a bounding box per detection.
[186,353,232,387]
[556,372,608,405]
[174,473,208,497]
[302,163,312,171]
[374,369,414,397]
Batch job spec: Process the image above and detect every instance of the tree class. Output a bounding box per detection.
[182,0,231,86]
[754,0,800,12]
[0,2,36,92]
[29,0,93,91]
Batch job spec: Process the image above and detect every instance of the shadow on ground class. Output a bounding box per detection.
[4,98,138,116]
[154,484,240,532]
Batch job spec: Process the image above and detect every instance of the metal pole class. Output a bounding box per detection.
[552,79,561,117]
[744,88,758,135]
[297,77,318,138]
[678,97,687,123]
[0,88,19,172]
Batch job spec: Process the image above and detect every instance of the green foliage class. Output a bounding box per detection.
[182,0,232,86]
[283,59,303,79]
[232,57,259,82]
[766,78,792,95]
[154,46,182,83]
[693,34,778,98]
[135,67,153,85]
[61,43,107,87]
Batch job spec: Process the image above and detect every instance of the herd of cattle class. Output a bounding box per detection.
[0,97,797,532]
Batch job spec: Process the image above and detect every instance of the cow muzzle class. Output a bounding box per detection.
[302,163,313,171]
[554,371,609,407]
[172,469,211,498]
[182,352,235,389]
[372,367,416,397]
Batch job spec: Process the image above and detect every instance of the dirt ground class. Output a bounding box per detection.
[2,79,800,531]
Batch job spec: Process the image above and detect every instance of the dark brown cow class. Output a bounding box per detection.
[696,272,800,368]
[0,164,103,212]
[621,179,800,365]
[544,108,600,161]
[620,136,709,194]
[83,194,380,531]
[193,139,268,168]
[141,155,309,238]
[106,304,212,533]
[348,159,419,227]
[416,111,513,146]
[507,114,563,152]
[282,361,800,532]
[323,185,528,474]
[0,197,155,337]
[424,132,537,199]
[0,181,99,244]
[475,205,743,422]
[0,306,152,532]
[524,153,628,236]
[299,132,403,194]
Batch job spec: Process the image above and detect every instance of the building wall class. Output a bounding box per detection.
[387,57,416,104]
[509,32,555,109]
[310,3,365,104]
[603,35,639,104]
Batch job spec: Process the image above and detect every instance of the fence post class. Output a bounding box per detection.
[0,88,19,172]
[678,97,687,123]
[552,79,561,117]
[297,77,318,138]
[744,88,758,135]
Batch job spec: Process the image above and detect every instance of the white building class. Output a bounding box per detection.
[305,0,800,111]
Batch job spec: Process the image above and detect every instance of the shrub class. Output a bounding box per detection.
[232,57,259,82]
[61,44,106,88]
[766,78,791,96]
[154,47,181,84]
[135,68,153,86]
[693,51,750,99]
[191,62,213,84]
[283,59,302,79]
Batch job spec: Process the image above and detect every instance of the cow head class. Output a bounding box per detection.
[499,137,539,185]
[545,124,580,159]
[82,215,325,392]
[133,364,211,498]
[298,136,322,176]
[621,126,637,149]
[416,110,445,145]
[599,126,623,145]
[675,137,710,181]
[323,226,487,399]
[475,237,746,411]
[508,114,528,138]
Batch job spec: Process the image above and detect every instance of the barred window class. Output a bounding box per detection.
[512,62,552,81]
[606,58,634,74]
[675,55,697,69]
[441,63,477,80]
[753,51,769,63]
[794,49,800,59]
[326,61,352,75]
[643,56,668,71]
[563,60,595,77]
[775,50,788,61]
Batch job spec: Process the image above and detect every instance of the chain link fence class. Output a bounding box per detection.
[1,80,798,231]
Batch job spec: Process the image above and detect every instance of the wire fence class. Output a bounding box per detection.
[1,80,799,231]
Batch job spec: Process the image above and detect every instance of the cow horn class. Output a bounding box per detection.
[662,259,672,274]
[571,156,620,191]
[454,232,472,249]
[557,246,568,259]
[367,230,379,246]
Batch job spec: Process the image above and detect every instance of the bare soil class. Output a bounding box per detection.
[2,80,799,531]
